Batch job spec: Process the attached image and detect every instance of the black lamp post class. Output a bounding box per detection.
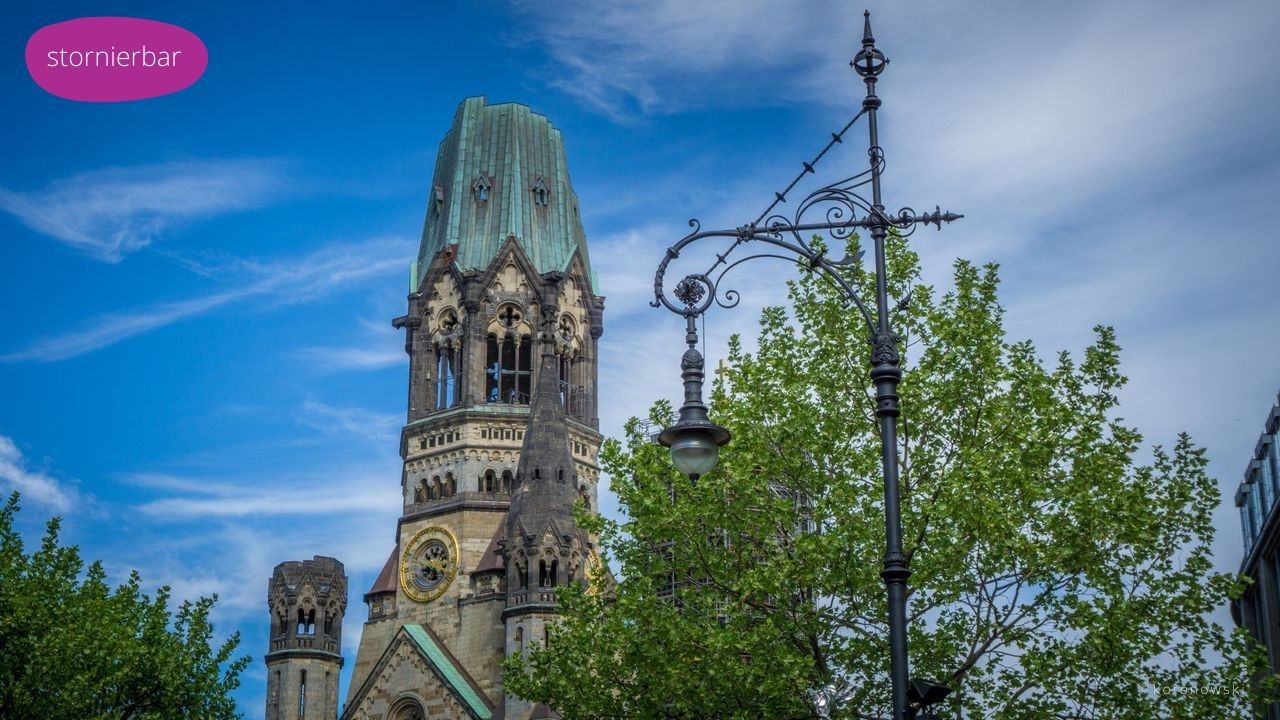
[652,11,959,720]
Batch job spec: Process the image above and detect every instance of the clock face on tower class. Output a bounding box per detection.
[399,526,459,603]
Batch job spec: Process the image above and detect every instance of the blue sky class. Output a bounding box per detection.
[2,0,1279,716]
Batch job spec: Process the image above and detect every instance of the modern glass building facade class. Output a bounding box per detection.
[1233,391,1280,717]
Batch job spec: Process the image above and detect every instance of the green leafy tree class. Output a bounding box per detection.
[0,492,251,719]
[506,235,1272,719]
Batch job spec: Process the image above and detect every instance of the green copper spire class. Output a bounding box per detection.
[415,97,596,291]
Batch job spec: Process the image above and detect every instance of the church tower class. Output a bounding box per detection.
[342,97,605,720]
[265,556,347,720]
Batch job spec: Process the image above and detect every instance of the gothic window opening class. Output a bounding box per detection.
[298,670,307,718]
[517,560,528,589]
[472,174,492,202]
[271,670,280,720]
[532,176,549,206]
[431,475,442,500]
[435,348,457,409]
[324,614,333,635]
[550,559,559,587]
[502,469,513,493]
[413,481,425,504]
[486,306,532,404]
[558,355,572,409]
[483,469,497,493]
[296,608,312,635]
[434,309,460,409]
[539,559,548,587]
[446,472,456,496]
[515,626,524,653]
[393,703,425,720]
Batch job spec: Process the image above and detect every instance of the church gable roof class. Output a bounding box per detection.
[474,519,507,573]
[341,624,494,720]
[415,97,596,293]
[364,545,399,599]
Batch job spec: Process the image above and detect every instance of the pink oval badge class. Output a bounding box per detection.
[26,17,207,102]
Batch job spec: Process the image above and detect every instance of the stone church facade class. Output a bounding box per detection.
[266,97,606,720]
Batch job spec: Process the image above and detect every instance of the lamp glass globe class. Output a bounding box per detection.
[669,431,720,477]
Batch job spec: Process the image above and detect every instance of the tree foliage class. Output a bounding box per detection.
[0,492,251,720]
[506,235,1272,719]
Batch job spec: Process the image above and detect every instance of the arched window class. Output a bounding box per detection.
[431,475,442,500]
[434,310,460,409]
[532,176,549,206]
[473,174,492,202]
[550,559,559,588]
[296,608,305,635]
[392,700,426,720]
[559,355,573,408]
[483,469,496,493]
[486,306,532,404]
[445,472,456,497]
[413,480,425,504]
[501,470,513,493]
[515,626,524,654]
[436,345,456,409]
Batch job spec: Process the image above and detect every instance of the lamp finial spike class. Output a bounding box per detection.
[862,10,875,46]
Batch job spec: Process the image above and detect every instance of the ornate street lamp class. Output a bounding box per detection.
[651,11,960,720]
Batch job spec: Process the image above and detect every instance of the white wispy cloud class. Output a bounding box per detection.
[510,0,836,120]
[295,345,404,371]
[1,237,414,363]
[296,399,401,444]
[0,159,288,262]
[132,464,400,519]
[0,434,74,512]
[294,317,405,372]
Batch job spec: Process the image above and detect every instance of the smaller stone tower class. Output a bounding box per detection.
[499,301,593,720]
[265,556,348,720]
